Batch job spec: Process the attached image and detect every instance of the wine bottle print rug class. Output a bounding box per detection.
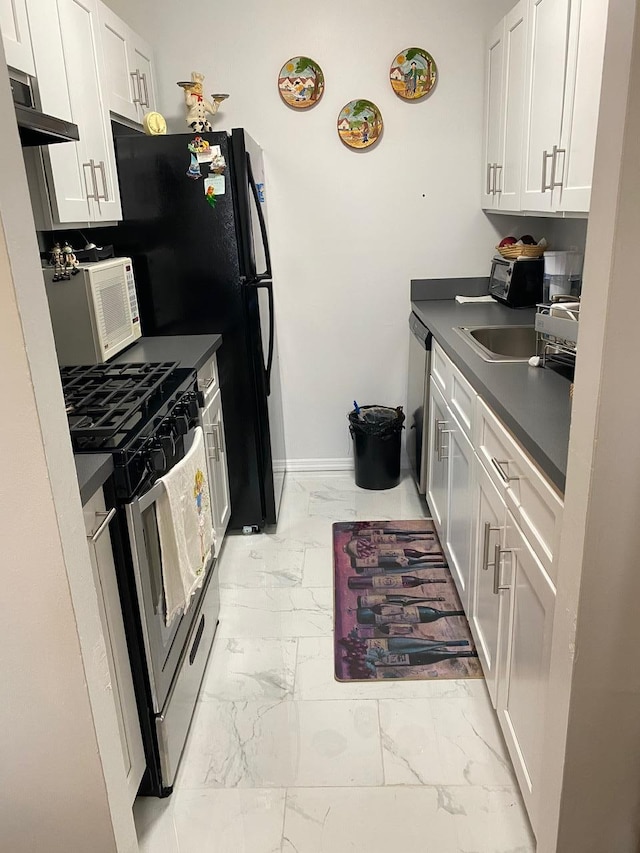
[333,520,483,681]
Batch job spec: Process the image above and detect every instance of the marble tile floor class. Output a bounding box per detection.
[134,472,535,852]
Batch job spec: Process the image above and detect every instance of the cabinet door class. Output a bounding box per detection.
[83,489,145,805]
[556,0,608,212]
[497,0,527,211]
[445,415,475,611]
[497,511,556,827]
[1,0,34,73]
[482,19,505,208]
[130,34,156,120]
[521,0,571,211]
[426,381,449,537]
[97,0,137,123]
[202,389,230,548]
[35,0,121,224]
[469,458,507,708]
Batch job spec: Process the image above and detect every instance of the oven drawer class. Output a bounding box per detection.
[475,398,563,581]
[156,568,220,787]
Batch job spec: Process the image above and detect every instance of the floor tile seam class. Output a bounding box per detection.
[173,780,524,792]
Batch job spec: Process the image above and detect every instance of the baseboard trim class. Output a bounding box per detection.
[286,457,354,472]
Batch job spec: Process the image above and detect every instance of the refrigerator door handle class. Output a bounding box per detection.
[248,279,275,397]
[246,153,272,281]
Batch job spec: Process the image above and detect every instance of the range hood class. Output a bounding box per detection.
[12,77,79,147]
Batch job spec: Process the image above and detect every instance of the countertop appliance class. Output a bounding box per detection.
[43,257,141,364]
[489,255,544,308]
[62,362,220,796]
[407,312,431,494]
[11,75,79,147]
[108,129,285,532]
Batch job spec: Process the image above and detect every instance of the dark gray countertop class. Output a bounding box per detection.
[75,453,114,506]
[114,334,223,371]
[411,299,571,493]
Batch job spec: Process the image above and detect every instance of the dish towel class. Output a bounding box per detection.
[455,295,495,303]
[156,426,215,626]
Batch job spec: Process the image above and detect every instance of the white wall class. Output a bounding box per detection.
[106,0,515,465]
[0,43,137,853]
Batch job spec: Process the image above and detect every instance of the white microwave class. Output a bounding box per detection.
[43,257,142,364]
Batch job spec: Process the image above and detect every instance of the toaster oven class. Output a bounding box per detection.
[489,255,544,308]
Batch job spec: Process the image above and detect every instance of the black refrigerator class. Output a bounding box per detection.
[111,129,286,530]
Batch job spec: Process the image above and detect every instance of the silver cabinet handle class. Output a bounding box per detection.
[140,71,150,108]
[495,164,503,194]
[490,457,519,484]
[482,521,501,571]
[486,162,493,195]
[493,545,512,594]
[130,70,142,105]
[551,144,566,189]
[204,375,215,389]
[87,508,116,544]
[205,428,219,462]
[83,159,98,201]
[213,423,223,455]
[439,428,453,461]
[435,419,446,462]
[94,161,109,201]
[541,150,554,192]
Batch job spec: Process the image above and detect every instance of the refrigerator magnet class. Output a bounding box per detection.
[204,175,225,207]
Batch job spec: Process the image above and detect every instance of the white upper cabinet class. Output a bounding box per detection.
[521,0,571,212]
[1,0,34,73]
[98,1,156,124]
[27,0,121,224]
[482,1,533,212]
[482,20,505,208]
[483,0,608,215]
[499,1,528,211]
[555,0,608,211]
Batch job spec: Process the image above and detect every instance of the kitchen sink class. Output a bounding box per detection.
[455,325,537,362]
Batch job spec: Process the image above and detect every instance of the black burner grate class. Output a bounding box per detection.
[61,362,183,449]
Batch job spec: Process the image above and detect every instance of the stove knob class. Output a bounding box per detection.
[173,413,189,436]
[185,397,199,419]
[159,430,175,458]
[149,444,166,473]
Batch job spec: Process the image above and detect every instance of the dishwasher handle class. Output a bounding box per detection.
[409,312,432,350]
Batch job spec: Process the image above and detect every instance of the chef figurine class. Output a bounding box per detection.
[49,242,66,282]
[62,241,80,277]
[177,72,228,133]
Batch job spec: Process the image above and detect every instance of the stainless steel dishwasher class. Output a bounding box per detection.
[407,312,431,494]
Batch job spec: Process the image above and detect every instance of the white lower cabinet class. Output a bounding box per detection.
[426,381,449,535]
[470,459,507,708]
[445,415,475,612]
[83,488,145,805]
[497,510,556,827]
[201,386,230,550]
[427,340,561,837]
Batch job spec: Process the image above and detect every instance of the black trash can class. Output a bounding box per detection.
[348,405,405,490]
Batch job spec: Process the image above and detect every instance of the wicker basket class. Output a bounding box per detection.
[496,243,546,259]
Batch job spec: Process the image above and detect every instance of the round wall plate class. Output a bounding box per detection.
[337,100,383,150]
[390,48,437,100]
[278,57,325,109]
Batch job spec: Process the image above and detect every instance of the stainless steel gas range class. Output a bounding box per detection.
[63,362,220,796]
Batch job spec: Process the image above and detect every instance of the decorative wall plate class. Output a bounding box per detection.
[337,100,383,150]
[278,57,325,109]
[390,48,437,100]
